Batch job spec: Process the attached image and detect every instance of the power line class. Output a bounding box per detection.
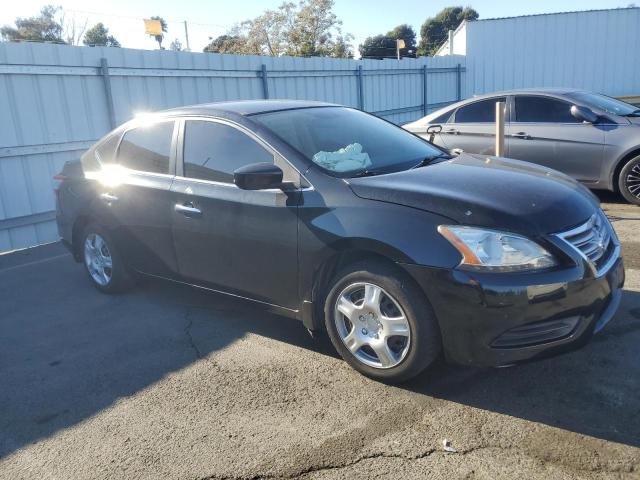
[63,8,232,30]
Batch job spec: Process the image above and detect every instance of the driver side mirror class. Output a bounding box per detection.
[234,162,283,190]
[571,105,598,123]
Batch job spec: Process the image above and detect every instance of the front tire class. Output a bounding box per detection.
[81,224,132,293]
[618,155,640,205]
[323,261,441,383]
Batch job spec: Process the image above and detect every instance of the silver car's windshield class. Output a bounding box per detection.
[252,107,445,177]
[566,92,640,117]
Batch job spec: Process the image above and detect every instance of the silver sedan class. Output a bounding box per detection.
[404,89,640,205]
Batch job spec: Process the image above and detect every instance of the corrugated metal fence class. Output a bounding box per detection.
[0,42,466,252]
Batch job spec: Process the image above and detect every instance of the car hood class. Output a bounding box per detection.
[347,153,599,236]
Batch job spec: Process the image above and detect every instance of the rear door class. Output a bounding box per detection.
[96,119,179,277]
[442,97,507,155]
[507,95,604,181]
[171,118,301,310]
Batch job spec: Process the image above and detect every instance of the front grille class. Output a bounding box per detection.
[555,211,618,275]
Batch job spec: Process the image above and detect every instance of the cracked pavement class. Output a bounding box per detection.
[0,193,639,479]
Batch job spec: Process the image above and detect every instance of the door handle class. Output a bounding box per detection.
[175,203,202,218]
[99,192,119,203]
[512,132,531,139]
[444,128,459,135]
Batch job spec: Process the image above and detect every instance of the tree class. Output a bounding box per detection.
[83,22,120,47]
[169,38,182,51]
[204,0,352,58]
[359,24,417,59]
[418,6,478,56]
[148,16,168,49]
[0,5,65,43]
[60,11,88,46]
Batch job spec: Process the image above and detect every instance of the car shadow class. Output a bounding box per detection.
[1,243,639,459]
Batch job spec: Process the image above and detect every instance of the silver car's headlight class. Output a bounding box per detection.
[438,225,557,272]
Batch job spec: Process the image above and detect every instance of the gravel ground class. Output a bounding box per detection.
[1,193,639,479]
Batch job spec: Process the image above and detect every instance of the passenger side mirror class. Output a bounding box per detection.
[571,105,598,123]
[234,162,283,190]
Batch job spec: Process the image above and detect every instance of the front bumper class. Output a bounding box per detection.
[402,253,624,367]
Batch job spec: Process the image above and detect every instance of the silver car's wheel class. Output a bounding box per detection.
[84,233,113,286]
[333,282,411,369]
[625,163,640,199]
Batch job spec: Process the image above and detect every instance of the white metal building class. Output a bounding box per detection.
[436,7,640,98]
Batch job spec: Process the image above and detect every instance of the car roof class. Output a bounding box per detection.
[162,99,338,117]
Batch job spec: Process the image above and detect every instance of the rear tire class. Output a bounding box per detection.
[81,223,132,293]
[323,260,441,383]
[618,155,640,205]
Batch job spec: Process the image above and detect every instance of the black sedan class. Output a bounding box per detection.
[55,100,624,382]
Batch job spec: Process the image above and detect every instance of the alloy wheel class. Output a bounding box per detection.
[626,163,640,199]
[333,282,411,369]
[84,233,113,286]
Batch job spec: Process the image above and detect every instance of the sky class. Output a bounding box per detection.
[0,0,632,55]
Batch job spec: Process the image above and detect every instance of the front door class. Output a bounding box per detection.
[171,118,300,310]
[507,95,604,182]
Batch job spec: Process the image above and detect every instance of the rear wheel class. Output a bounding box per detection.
[324,261,441,383]
[82,224,132,293]
[618,155,640,205]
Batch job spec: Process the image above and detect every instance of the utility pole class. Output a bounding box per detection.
[183,21,191,51]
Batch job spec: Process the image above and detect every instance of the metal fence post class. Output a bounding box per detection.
[261,64,269,99]
[456,63,462,101]
[100,58,116,129]
[422,65,428,116]
[356,65,364,110]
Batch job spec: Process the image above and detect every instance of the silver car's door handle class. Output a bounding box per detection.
[512,132,531,139]
[174,203,202,217]
[100,192,119,203]
[444,128,459,135]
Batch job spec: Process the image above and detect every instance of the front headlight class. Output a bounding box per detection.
[438,225,557,272]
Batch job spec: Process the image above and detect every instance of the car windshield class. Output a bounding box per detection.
[252,106,444,177]
[566,92,640,117]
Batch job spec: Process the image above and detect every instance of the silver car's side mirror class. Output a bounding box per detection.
[571,105,598,123]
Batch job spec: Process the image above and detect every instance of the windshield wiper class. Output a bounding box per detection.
[351,169,383,177]
[411,153,452,169]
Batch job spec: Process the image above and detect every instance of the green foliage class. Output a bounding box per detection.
[0,5,65,43]
[149,15,168,49]
[359,24,417,59]
[418,6,478,56]
[204,0,353,58]
[83,22,120,47]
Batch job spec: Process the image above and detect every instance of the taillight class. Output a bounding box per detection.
[53,173,67,194]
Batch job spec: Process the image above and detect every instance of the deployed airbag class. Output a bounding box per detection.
[312,143,372,172]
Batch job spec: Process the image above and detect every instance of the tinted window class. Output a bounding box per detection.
[117,122,174,174]
[455,98,506,123]
[515,96,579,123]
[253,107,442,177]
[183,121,273,183]
[430,109,453,124]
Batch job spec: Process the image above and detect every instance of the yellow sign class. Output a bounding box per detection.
[396,39,406,49]
[144,19,163,36]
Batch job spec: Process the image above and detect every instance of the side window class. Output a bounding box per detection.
[183,120,273,183]
[117,121,174,174]
[430,110,453,124]
[95,134,120,165]
[514,96,579,123]
[454,97,506,123]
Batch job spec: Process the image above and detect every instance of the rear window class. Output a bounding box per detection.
[117,121,175,174]
[454,98,506,123]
